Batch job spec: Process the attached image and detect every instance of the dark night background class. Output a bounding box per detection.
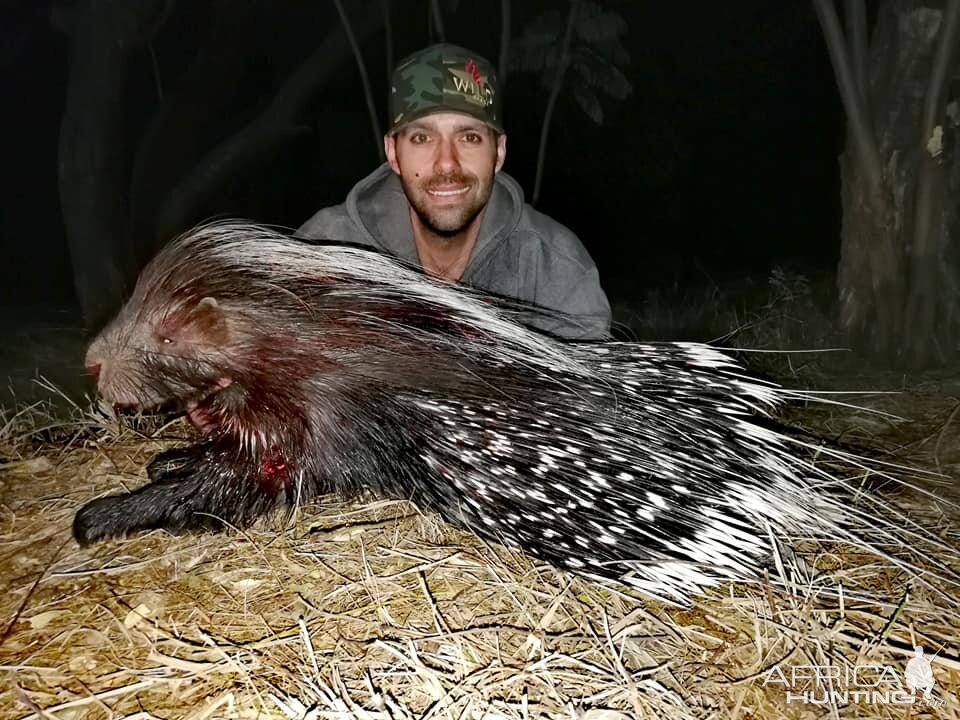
[0,1,847,408]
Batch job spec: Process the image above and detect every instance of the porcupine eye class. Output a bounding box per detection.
[152,319,181,351]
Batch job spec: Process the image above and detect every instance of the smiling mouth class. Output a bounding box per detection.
[427,186,470,197]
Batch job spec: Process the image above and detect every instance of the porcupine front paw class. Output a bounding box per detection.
[75,445,215,544]
[73,495,138,545]
[73,475,227,545]
[74,436,292,544]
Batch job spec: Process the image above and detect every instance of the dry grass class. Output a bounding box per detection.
[2,385,959,720]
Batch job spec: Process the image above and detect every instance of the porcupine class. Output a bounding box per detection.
[76,220,938,604]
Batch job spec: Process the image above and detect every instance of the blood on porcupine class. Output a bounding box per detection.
[76,220,955,604]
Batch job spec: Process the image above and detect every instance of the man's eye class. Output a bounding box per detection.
[411,133,429,144]
[463,132,483,143]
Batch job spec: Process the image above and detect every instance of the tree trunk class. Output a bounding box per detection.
[333,0,384,162]
[904,0,960,365]
[498,0,511,89]
[836,155,901,355]
[429,0,445,42]
[127,0,262,267]
[832,0,960,366]
[383,0,393,85]
[58,0,165,329]
[532,0,577,207]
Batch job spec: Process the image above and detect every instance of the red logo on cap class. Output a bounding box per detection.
[465,59,483,85]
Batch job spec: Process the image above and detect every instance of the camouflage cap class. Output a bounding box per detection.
[389,43,503,134]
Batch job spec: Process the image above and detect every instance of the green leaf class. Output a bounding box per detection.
[570,75,604,124]
[571,47,632,99]
[599,36,630,66]
[510,1,631,113]
[509,10,565,73]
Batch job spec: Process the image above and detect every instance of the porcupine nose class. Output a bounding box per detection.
[84,341,105,383]
[85,362,101,382]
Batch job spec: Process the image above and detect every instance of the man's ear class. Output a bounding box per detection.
[384,134,401,175]
[495,133,507,173]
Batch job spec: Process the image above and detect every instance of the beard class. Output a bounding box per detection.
[401,170,495,237]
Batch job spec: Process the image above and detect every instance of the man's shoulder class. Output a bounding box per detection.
[296,163,398,242]
[296,202,355,240]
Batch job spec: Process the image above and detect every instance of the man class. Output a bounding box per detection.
[297,43,611,339]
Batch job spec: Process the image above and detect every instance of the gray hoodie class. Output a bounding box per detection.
[296,163,612,339]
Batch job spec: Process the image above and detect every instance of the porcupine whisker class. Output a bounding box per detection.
[769,479,957,595]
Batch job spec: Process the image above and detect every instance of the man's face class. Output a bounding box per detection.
[384,113,507,236]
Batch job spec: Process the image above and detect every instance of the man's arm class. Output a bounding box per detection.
[559,266,612,339]
[525,265,612,340]
[519,215,612,339]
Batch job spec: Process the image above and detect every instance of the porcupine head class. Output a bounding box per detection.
[86,286,234,429]
[77,240,330,545]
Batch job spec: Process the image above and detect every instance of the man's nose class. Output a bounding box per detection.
[434,138,461,174]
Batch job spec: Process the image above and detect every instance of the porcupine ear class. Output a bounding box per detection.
[161,296,230,348]
[187,297,230,345]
